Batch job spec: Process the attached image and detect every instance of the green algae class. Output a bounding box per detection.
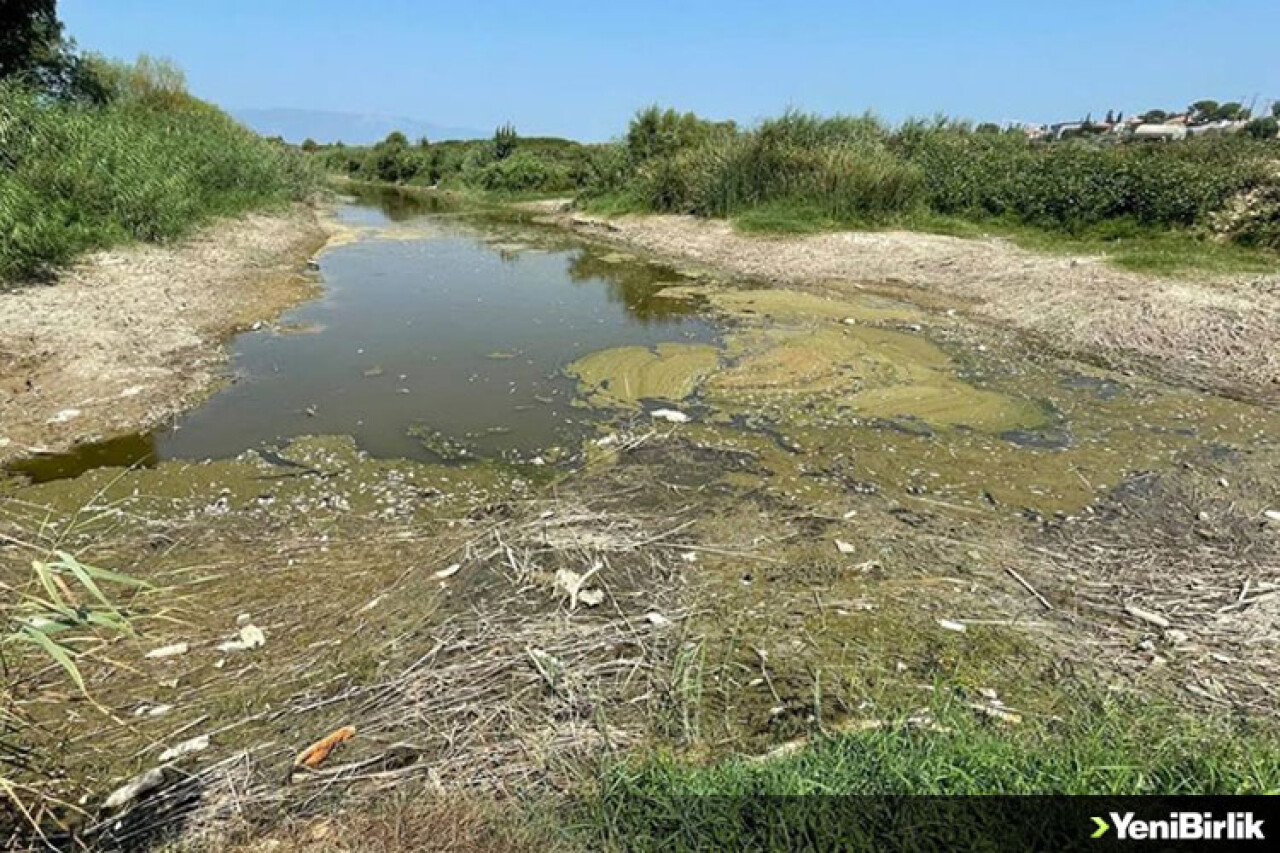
[707,325,1046,433]
[566,343,721,408]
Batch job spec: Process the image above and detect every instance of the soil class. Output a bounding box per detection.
[528,203,1280,404]
[0,205,333,465]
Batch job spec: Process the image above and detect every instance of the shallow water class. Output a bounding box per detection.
[8,189,1277,515]
[9,191,714,481]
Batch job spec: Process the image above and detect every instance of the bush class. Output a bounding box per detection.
[469,150,571,193]
[0,79,319,283]
[903,130,1266,230]
[624,111,922,222]
[1243,116,1279,140]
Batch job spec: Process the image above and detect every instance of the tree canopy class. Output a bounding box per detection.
[0,0,102,99]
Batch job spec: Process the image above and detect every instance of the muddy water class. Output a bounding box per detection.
[7,191,715,480]
[6,187,1278,520]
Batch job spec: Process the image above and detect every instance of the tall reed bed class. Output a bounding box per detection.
[0,78,319,284]
[583,108,1279,246]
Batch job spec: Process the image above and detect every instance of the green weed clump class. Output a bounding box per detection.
[0,64,319,284]
[620,110,925,222]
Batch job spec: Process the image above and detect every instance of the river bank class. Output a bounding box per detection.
[0,205,332,466]
[527,201,1280,404]
[3,189,1278,849]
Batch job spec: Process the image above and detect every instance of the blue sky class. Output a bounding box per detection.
[62,1,1280,141]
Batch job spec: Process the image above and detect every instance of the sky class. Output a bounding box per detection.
[61,1,1280,142]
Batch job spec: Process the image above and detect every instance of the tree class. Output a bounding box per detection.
[383,131,409,147]
[301,138,319,152]
[1216,102,1248,121]
[1141,109,1168,123]
[1272,102,1280,120]
[0,0,99,98]
[1190,99,1219,122]
[0,0,60,78]
[1243,116,1278,140]
[1105,109,1115,124]
[493,123,518,160]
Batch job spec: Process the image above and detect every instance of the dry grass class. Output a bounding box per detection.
[1018,453,1280,712]
[0,467,701,850]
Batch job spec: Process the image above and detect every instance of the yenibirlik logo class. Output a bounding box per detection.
[1091,811,1265,842]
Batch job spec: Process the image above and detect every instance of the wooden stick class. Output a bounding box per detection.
[1005,566,1053,611]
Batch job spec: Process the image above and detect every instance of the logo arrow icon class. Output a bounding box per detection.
[1091,816,1111,838]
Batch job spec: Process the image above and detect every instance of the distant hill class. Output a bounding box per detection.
[232,108,486,145]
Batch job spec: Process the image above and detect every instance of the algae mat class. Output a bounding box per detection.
[567,343,721,407]
[707,326,1047,433]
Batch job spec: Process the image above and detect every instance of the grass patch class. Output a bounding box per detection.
[990,220,1280,277]
[580,693,1280,850]
[728,202,1280,276]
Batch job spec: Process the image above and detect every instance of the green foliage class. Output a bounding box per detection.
[1190,99,1220,123]
[0,79,320,283]
[908,131,1265,230]
[317,132,596,195]
[1243,116,1278,140]
[624,105,728,163]
[1215,182,1280,251]
[583,106,1280,259]
[6,552,148,691]
[625,110,922,222]
[82,53,188,109]
[2,551,148,835]
[0,0,100,100]
[468,150,569,193]
[582,695,1280,850]
[493,122,518,161]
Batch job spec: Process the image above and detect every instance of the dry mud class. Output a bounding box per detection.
[0,206,333,465]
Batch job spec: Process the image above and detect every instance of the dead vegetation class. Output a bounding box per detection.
[1026,458,1280,713]
[0,466,703,850]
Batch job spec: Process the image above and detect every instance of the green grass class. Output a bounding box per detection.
[579,693,1280,851]
[988,219,1280,276]
[0,82,319,285]
[728,200,1280,276]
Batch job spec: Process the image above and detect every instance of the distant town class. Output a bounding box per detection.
[1019,98,1280,141]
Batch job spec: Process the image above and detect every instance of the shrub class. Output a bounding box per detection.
[907,131,1265,230]
[625,111,922,222]
[625,105,729,163]
[1243,116,1278,140]
[469,150,571,193]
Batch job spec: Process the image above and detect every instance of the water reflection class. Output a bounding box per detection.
[4,196,719,481]
[6,432,157,484]
[567,252,698,324]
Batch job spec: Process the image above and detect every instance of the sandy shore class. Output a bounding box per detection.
[0,205,330,464]
[528,203,1280,403]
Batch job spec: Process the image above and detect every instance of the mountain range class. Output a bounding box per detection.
[231,108,486,145]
